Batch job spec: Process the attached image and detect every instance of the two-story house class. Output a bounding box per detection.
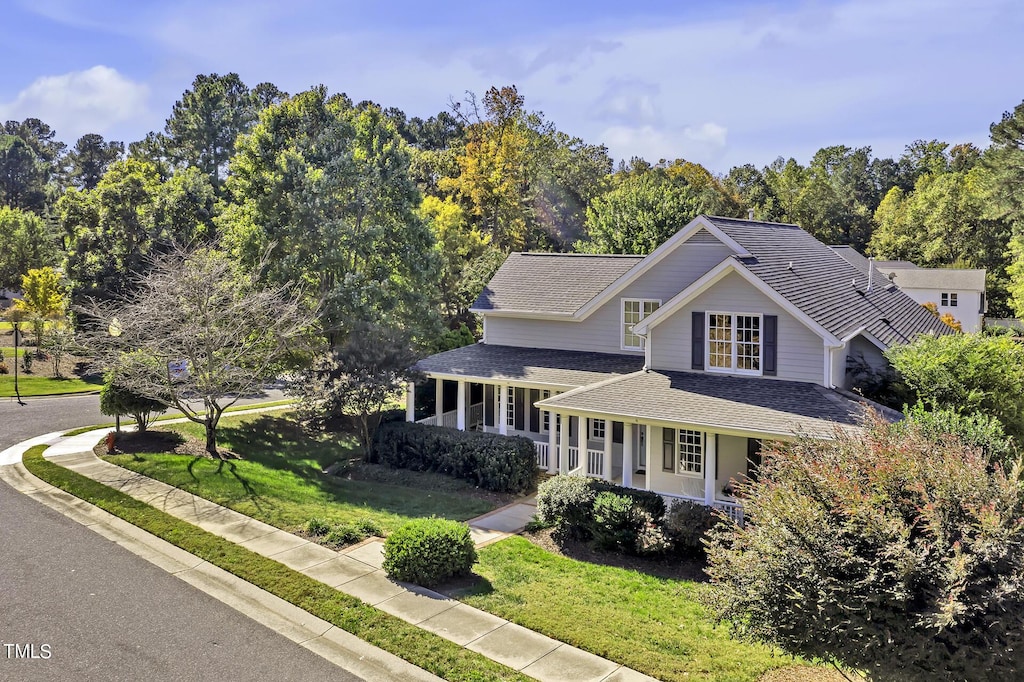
[829,246,987,333]
[405,216,951,520]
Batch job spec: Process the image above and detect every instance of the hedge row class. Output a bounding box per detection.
[373,421,538,494]
[535,475,720,557]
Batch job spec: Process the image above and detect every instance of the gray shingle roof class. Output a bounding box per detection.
[472,253,643,314]
[537,369,867,439]
[880,267,986,292]
[705,217,952,345]
[414,343,644,388]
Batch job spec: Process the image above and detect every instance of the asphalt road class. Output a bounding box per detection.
[0,391,363,681]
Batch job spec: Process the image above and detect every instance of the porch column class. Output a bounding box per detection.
[704,432,717,506]
[435,378,444,420]
[644,425,653,490]
[576,416,587,474]
[558,413,569,475]
[602,423,613,481]
[622,423,633,488]
[405,381,415,422]
[456,379,466,431]
[498,384,508,435]
[547,412,557,474]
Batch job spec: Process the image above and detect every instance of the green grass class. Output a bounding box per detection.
[22,444,527,682]
[1,346,26,358]
[106,412,494,534]
[460,537,807,682]
[60,400,295,437]
[0,374,100,397]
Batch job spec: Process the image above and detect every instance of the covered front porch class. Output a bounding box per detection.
[406,374,750,524]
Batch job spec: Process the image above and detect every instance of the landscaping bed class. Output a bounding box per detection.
[103,412,497,544]
[0,326,99,397]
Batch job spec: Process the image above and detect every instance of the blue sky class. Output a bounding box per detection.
[2,0,1022,173]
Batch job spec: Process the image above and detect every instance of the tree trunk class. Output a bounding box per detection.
[205,421,219,457]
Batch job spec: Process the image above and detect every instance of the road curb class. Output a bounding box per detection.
[0,456,442,682]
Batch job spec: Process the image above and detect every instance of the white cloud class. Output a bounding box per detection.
[599,122,728,164]
[0,66,149,140]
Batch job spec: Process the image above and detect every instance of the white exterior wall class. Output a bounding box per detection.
[716,435,748,496]
[646,426,705,499]
[648,272,826,385]
[899,287,984,333]
[484,243,732,354]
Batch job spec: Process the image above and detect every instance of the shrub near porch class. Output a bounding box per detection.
[107,412,495,536]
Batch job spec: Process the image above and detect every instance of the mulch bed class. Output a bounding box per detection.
[521,527,709,582]
[93,429,239,459]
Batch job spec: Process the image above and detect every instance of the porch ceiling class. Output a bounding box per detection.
[536,370,870,440]
[414,343,644,389]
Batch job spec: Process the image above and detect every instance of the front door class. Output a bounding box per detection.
[634,426,646,473]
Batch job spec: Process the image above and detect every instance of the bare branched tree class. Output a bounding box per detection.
[82,245,315,456]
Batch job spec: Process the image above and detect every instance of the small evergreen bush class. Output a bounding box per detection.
[535,475,597,538]
[382,518,476,586]
[663,499,719,556]
[591,491,643,551]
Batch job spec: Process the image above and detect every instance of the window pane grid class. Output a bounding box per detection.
[677,429,703,475]
[506,387,515,427]
[707,312,761,374]
[591,418,605,439]
[622,299,660,350]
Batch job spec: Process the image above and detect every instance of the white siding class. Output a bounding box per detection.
[485,243,732,353]
[899,287,984,333]
[716,435,748,496]
[648,271,826,384]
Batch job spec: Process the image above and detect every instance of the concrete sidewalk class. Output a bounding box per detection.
[11,428,657,682]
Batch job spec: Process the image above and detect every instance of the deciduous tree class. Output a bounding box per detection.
[82,245,313,456]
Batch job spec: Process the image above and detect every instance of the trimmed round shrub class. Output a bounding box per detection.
[536,475,597,538]
[382,518,477,587]
[663,499,719,556]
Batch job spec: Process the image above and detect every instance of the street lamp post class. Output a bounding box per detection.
[11,318,24,405]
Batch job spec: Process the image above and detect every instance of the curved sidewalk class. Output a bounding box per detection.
[2,427,656,682]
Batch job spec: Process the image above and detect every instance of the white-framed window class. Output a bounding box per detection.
[590,418,606,440]
[622,298,661,350]
[707,312,762,375]
[506,386,515,428]
[541,390,550,433]
[941,292,958,307]
[677,429,704,476]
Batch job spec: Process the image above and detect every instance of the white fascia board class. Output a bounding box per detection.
[839,325,888,352]
[572,215,750,321]
[632,258,843,347]
[468,309,575,320]
[420,370,581,392]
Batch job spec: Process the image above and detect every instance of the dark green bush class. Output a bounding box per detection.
[591,492,642,551]
[663,499,719,556]
[373,421,537,493]
[535,475,597,538]
[593,481,666,522]
[382,518,477,587]
[325,525,366,547]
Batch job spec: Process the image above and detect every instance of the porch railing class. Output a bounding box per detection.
[468,402,483,429]
[586,449,604,478]
[416,409,458,429]
[534,441,549,469]
[568,446,579,472]
[713,500,744,526]
[656,492,746,527]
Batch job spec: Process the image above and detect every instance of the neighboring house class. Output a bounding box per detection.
[830,246,986,332]
[407,216,951,521]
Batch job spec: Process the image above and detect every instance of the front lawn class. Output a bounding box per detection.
[0,375,100,397]
[458,537,812,682]
[106,412,496,535]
